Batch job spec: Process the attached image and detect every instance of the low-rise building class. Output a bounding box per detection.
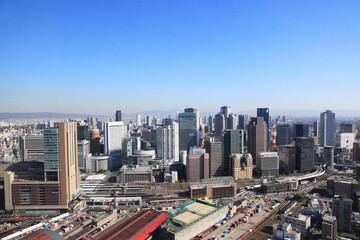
[189,177,236,199]
[161,200,228,239]
[284,212,311,239]
[273,222,301,240]
[116,165,153,183]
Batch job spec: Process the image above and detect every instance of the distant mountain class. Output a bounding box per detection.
[0,112,108,120]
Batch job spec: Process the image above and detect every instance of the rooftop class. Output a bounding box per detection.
[164,200,223,233]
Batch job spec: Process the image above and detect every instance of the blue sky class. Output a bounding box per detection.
[0,0,359,115]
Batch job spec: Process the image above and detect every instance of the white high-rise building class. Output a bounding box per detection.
[156,121,179,165]
[136,114,142,127]
[320,110,335,147]
[105,121,125,170]
[335,133,355,149]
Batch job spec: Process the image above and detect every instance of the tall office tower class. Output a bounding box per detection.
[19,135,44,162]
[136,114,142,127]
[104,121,125,170]
[313,120,319,136]
[332,196,353,232]
[146,116,152,127]
[220,106,231,118]
[156,121,179,165]
[214,113,226,136]
[209,115,214,132]
[77,124,90,141]
[78,140,90,170]
[293,123,310,137]
[179,108,198,152]
[257,108,270,128]
[324,146,334,169]
[227,113,238,129]
[43,127,61,181]
[279,146,297,173]
[257,152,279,176]
[320,110,336,147]
[209,141,223,176]
[115,110,122,121]
[247,117,267,164]
[223,129,244,176]
[232,153,253,180]
[238,115,248,130]
[186,153,210,182]
[90,129,100,155]
[295,137,315,173]
[43,122,80,205]
[340,123,355,133]
[276,124,292,146]
[121,138,133,165]
[354,142,360,162]
[322,215,337,240]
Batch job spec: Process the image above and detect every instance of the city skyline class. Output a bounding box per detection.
[1,1,360,113]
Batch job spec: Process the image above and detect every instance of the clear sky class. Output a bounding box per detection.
[0,0,359,115]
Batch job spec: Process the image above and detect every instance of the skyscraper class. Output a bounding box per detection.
[104,121,125,170]
[293,123,310,138]
[186,153,210,182]
[156,121,179,165]
[179,108,198,152]
[238,115,249,131]
[320,110,336,147]
[247,117,267,164]
[136,114,142,127]
[313,120,319,137]
[295,137,315,173]
[332,196,353,232]
[77,124,90,141]
[227,113,238,129]
[19,135,44,162]
[353,142,360,162]
[257,108,270,128]
[223,129,244,175]
[5,122,81,213]
[214,113,226,136]
[115,110,122,121]
[220,106,231,118]
[276,124,292,146]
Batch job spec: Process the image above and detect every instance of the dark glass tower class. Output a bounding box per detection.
[115,110,122,121]
[223,129,243,176]
[179,108,198,152]
[257,108,270,128]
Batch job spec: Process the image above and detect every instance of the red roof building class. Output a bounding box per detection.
[96,209,169,240]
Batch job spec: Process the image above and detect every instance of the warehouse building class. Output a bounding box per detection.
[189,177,236,199]
[161,200,227,240]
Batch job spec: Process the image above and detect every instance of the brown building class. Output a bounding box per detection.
[189,177,237,199]
[232,153,253,180]
[247,117,267,165]
[90,129,100,155]
[186,153,210,182]
[4,122,81,214]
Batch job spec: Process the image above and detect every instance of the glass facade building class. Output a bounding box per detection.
[179,110,198,152]
[43,128,60,181]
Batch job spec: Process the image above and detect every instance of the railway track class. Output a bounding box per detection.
[244,201,288,240]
